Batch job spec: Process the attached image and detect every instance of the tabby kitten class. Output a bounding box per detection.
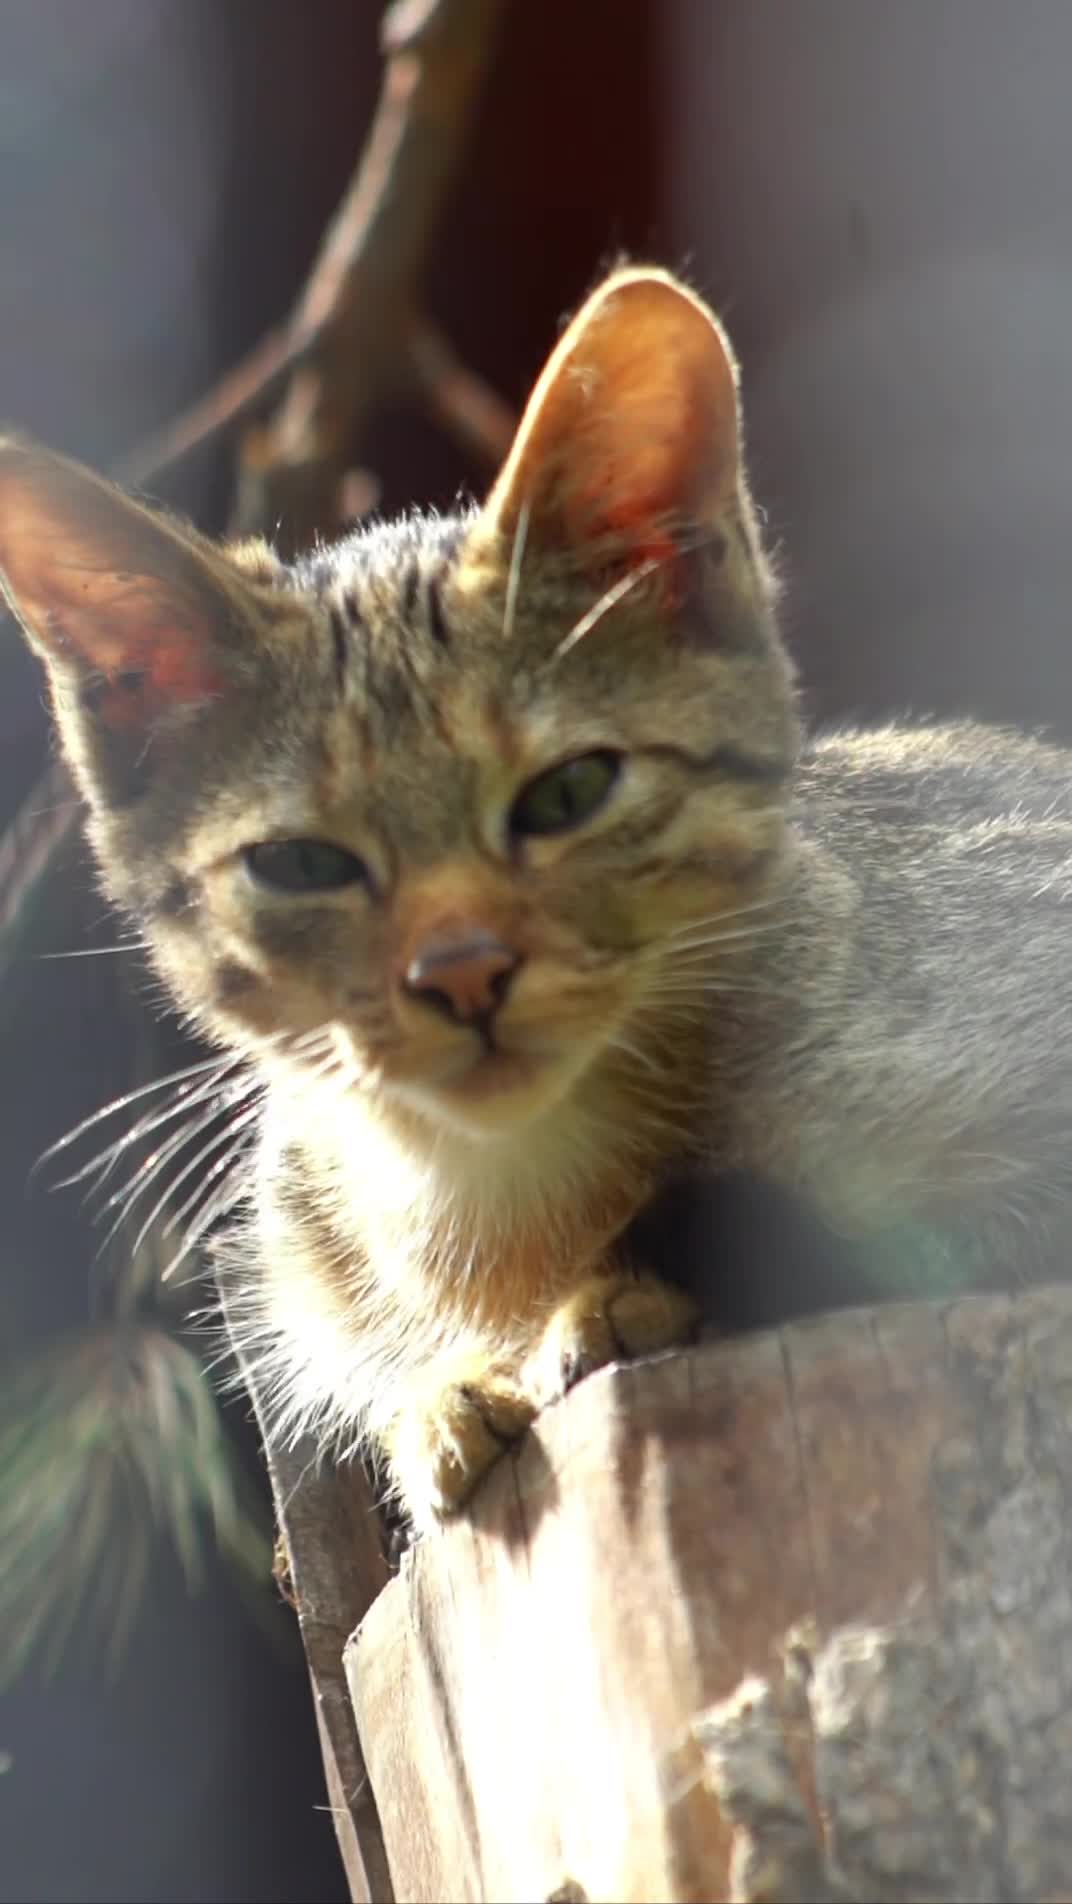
[4,268,1072,1532]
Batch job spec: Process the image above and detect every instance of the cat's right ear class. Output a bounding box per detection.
[477,267,743,572]
[0,436,249,743]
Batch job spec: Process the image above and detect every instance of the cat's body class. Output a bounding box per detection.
[240,717,1072,1498]
[756,721,1072,1254]
[3,267,1071,1530]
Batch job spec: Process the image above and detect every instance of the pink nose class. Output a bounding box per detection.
[401,929,522,1025]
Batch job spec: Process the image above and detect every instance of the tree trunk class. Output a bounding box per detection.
[341,1288,1072,1903]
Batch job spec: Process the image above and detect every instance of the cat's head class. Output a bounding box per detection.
[0,268,798,1139]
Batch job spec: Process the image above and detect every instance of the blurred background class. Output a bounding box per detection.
[3,2,1072,1898]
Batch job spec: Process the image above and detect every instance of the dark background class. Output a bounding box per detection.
[4,3,1072,1899]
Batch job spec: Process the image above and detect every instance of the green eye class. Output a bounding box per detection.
[243,839,368,893]
[510,750,622,839]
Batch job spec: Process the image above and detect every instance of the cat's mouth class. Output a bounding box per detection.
[445,1043,549,1101]
[390,1026,588,1130]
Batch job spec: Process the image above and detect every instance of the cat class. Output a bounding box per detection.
[4,264,1072,1534]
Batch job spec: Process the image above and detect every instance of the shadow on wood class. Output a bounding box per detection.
[345,1288,1072,1903]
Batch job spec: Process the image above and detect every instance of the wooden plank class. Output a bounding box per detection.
[267,1438,394,1904]
[219,1258,394,1904]
[347,1289,1072,1903]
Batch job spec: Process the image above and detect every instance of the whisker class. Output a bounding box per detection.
[502,499,530,642]
[662,895,781,940]
[92,1124,222,1239]
[161,1166,255,1286]
[300,1042,350,1078]
[547,524,722,667]
[286,1025,338,1058]
[128,1100,263,1261]
[37,942,150,961]
[659,937,775,963]
[660,923,780,957]
[91,1080,258,1229]
[38,1051,237,1170]
[161,1122,259,1243]
[652,963,775,990]
[642,980,778,1001]
[287,1051,354,1101]
[550,558,659,664]
[44,1022,327,1192]
[54,1062,251,1194]
[605,1033,664,1076]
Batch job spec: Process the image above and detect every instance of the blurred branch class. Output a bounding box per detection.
[113,328,299,495]
[1,0,510,1710]
[407,316,516,468]
[119,0,512,545]
[1,0,511,992]
[232,0,509,547]
[0,3,513,1878]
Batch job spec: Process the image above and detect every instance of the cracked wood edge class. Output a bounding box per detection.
[217,1266,394,1904]
[346,1288,1072,1903]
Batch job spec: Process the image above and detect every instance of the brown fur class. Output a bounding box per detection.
[4,268,1072,1531]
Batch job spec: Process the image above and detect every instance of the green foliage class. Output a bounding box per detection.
[0,628,272,1685]
[0,1323,271,1686]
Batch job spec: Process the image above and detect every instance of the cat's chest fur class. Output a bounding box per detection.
[242,1080,674,1447]
[7,264,1072,1528]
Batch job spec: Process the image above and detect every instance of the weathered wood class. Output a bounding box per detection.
[218,1257,394,1904]
[266,1437,394,1904]
[346,1288,1072,1903]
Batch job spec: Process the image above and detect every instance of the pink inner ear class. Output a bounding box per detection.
[563,430,704,594]
[0,462,229,728]
[556,358,728,587]
[569,483,682,574]
[100,635,222,730]
[48,588,223,729]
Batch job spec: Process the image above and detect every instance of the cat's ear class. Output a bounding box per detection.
[480,268,741,567]
[0,436,245,734]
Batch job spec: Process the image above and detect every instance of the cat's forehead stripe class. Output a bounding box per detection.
[305,541,468,741]
[326,601,348,698]
[400,560,420,619]
[424,572,451,648]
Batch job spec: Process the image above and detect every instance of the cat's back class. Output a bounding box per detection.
[799,717,1072,832]
[785,717,1072,1068]
[795,719,1072,906]
[731,719,1072,1234]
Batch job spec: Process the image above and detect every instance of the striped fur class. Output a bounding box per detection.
[4,268,1072,1529]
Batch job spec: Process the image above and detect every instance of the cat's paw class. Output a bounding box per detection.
[387,1369,536,1534]
[530,1270,699,1405]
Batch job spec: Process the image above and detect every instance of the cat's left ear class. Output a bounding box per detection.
[478,267,742,568]
[0,436,250,734]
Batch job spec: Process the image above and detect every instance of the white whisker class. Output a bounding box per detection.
[55,1062,251,1194]
[547,524,723,667]
[37,942,149,961]
[161,1169,254,1286]
[39,1051,238,1168]
[128,1100,263,1260]
[502,499,529,642]
[93,1090,257,1252]
[550,558,659,664]
[662,896,780,943]
[605,1033,663,1076]
[161,1117,261,1242]
[44,1023,326,1192]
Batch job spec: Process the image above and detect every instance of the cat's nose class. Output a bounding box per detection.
[401,929,522,1026]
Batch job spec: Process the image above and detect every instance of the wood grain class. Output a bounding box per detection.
[346,1288,1072,1903]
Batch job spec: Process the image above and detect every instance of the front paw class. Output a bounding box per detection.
[386,1368,536,1534]
[530,1270,699,1405]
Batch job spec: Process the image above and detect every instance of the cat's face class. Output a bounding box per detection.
[0,269,798,1139]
